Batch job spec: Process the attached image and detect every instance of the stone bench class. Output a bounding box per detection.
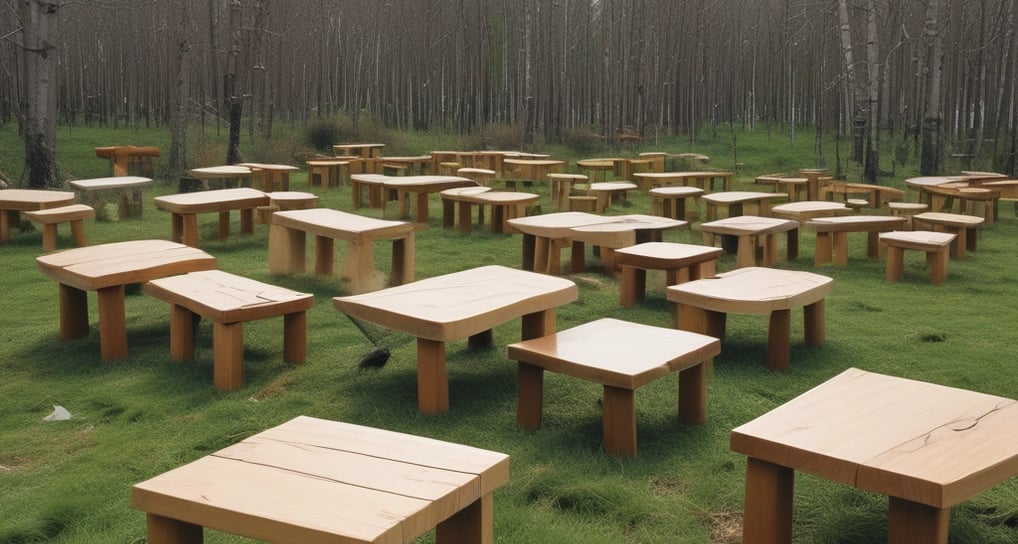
[879,231,956,286]
[143,270,313,391]
[70,176,152,220]
[508,318,720,457]
[24,204,95,251]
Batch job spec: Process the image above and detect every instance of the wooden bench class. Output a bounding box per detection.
[648,186,704,220]
[586,181,638,213]
[24,204,95,251]
[440,188,539,234]
[879,231,956,286]
[143,270,313,391]
[154,188,269,247]
[269,208,415,294]
[700,216,800,269]
[910,212,985,258]
[806,215,907,266]
[507,317,720,456]
[306,158,352,189]
[886,201,929,228]
[69,176,152,220]
[256,191,319,224]
[615,242,723,308]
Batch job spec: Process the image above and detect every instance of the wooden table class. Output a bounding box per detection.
[237,162,299,192]
[700,215,800,268]
[731,367,1018,544]
[667,267,832,370]
[334,265,578,414]
[379,155,433,175]
[35,240,216,360]
[269,208,415,294]
[507,212,620,274]
[132,415,510,544]
[568,214,689,272]
[796,168,833,200]
[154,188,269,247]
[440,189,539,234]
[912,211,985,258]
[69,175,153,220]
[632,171,725,192]
[350,174,478,225]
[702,191,785,221]
[306,158,352,189]
[332,142,385,158]
[770,200,852,222]
[95,145,160,176]
[806,215,907,265]
[502,158,564,181]
[661,171,734,193]
[0,189,76,244]
[586,181,638,212]
[615,242,723,308]
[648,186,704,220]
[187,165,254,189]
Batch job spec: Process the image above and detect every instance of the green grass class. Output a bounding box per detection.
[2,123,1018,543]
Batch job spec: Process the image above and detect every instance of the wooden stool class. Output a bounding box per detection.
[700,216,800,268]
[648,186,704,220]
[777,177,808,201]
[508,318,720,457]
[886,202,929,229]
[587,181,637,213]
[911,212,984,258]
[548,173,589,211]
[879,231,956,286]
[615,242,723,308]
[143,270,314,391]
[306,159,350,189]
[24,204,94,251]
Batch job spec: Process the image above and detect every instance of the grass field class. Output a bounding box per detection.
[2,123,1018,543]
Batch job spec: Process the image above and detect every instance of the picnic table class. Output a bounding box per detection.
[334,265,578,414]
[732,367,1018,544]
[35,240,216,360]
[133,415,509,544]
[0,189,76,244]
[154,188,269,247]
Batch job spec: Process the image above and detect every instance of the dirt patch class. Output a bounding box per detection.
[706,510,742,544]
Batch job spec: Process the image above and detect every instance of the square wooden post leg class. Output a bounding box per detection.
[96,285,128,361]
[533,236,549,273]
[170,213,184,243]
[442,198,455,228]
[813,231,832,265]
[569,240,585,274]
[458,201,472,233]
[766,309,791,371]
[966,227,978,252]
[169,305,197,361]
[59,283,90,340]
[269,225,305,275]
[436,493,494,544]
[786,229,799,260]
[212,321,244,391]
[415,192,430,224]
[146,513,203,544]
[521,233,536,271]
[602,385,637,457]
[678,362,707,424]
[619,266,645,307]
[417,338,449,414]
[735,235,756,267]
[315,235,336,277]
[930,249,949,286]
[239,208,254,235]
[742,458,794,544]
[521,309,554,340]
[391,234,415,286]
[885,245,904,281]
[887,497,950,544]
[283,311,307,364]
[0,210,13,243]
[71,219,87,247]
[866,231,881,259]
[181,214,200,247]
[217,211,231,241]
[832,232,849,266]
[803,299,826,347]
[516,362,544,429]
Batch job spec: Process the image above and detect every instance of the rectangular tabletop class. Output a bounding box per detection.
[273,208,415,241]
[153,187,268,214]
[36,239,216,291]
[334,265,577,342]
[132,415,509,544]
[731,367,1018,508]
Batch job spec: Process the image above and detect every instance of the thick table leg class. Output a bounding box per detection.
[169,305,197,361]
[786,229,799,260]
[866,231,881,259]
[516,362,544,429]
[887,497,949,544]
[457,201,472,233]
[170,213,183,243]
[71,219,87,247]
[678,362,706,423]
[928,249,949,286]
[832,232,849,266]
[213,321,244,391]
[885,245,904,282]
[521,233,536,271]
[217,211,231,241]
[735,234,756,268]
[97,285,128,360]
[676,305,727,341]
[0,210,14,243]
[239,208,254,235]
[603,385,637,456]
[814,231,833,265]
[391,234,415,286]
[533,236,550,273]
[619,266,645,307]
[766,309,791,371]
[568,240,584,273]
[283,311,307,363]
[521,309,554,340]
[315,235,335,276]
[181,214,199,247]
[417,338,449,414]
[742,457,794,544]
[436,493,494,544]
[59,283,90,340]
[416,192,430,225]
[146,513,203,543]
[40,223,58,251]
[803,299,825,347]
[268,225,305,275]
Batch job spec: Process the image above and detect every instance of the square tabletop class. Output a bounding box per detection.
[731,367,1018,508]
[132,415,509,544]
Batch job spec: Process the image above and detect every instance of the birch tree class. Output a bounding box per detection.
[18,0,61,187]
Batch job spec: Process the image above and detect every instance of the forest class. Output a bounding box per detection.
[3,0,1017,181]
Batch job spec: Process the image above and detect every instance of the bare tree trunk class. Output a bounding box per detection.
[837,0,865,164]
[863,0,880,182]
[166,0,192,183]
[19,0,61,188]
[224,0,243,164]
[921,0,945,175]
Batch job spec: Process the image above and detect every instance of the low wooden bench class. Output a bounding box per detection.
[269,208,415,294]
[806,215,907,266]
[508,317,720,457]
[306,158,352,189]
[457,167,497,186]
[144,270,313,391]
[911,211,984,258]
[879,231,956,286]
[256,191,319,224]
[586,181,638,213]
[886,201,929,228]
[440,188,539,234]
[700,216,799,269]
[24,204,95,251]
[615,242,723,308]
[154,188,269,247]
[648,186,704,220]
[70,176,152,220]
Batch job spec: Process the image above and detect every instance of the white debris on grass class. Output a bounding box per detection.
[43,405,72,421]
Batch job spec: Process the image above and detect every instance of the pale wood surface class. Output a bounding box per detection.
[154,187,269,214]
[700,215,798,236]
[771,200,852,221]
[807,214,907,231]
[132,415,509,544]
[667,266,832,314]
[0,188,76,211]
[36,240,216,291]
[333,143,386,157]
[615,241,723,268]
[879,230,956,251]
[569,214,688,249]
[187,165,253,178]
[144,270,313,323]
[95,146,160,176]
[333,264,577,342]
[272,208,414,241]
[70,176,153,191]
[507,211,617,239]
[24,204,95,222]
[912,211,985,228]
[731,367,1018,508]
